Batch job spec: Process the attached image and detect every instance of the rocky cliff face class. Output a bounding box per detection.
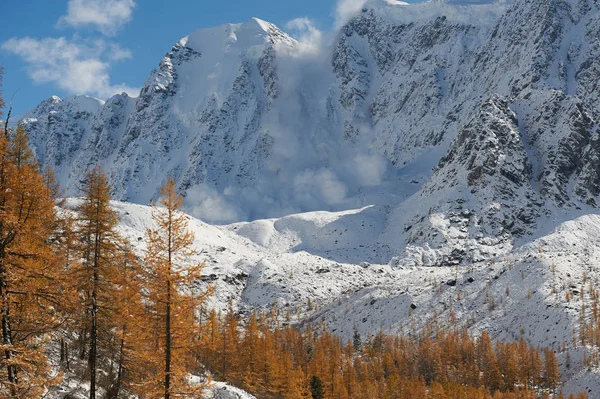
[18,0,600,265]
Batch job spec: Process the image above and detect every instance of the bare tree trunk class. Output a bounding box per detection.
[89,235,99,399]
[79,324,87,361]
[65,341,71,372]
[3,103,11,138]
[60,337,65,365]
[115,329,126,398]
[107,327,126,399]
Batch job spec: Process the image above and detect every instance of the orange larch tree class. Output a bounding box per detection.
[0,120,63,396]
[74,166,124,399]
[104,246,149,399]
[141,179,213,398]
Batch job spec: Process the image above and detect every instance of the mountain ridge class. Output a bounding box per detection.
[18,0,600,267]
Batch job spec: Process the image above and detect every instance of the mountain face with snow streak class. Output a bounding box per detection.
[19,0,600,265]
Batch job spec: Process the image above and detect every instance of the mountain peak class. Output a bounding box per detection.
[180,17,293,54]
[29,94,103,116]
[62,95,105,112]
[246,17,276,33]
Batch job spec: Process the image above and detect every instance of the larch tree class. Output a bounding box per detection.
[220,301,241,384]
[284,367,310,399]
[543,348,560,394]
[52,199,82,372]
[0,113,63,395]
[199,308,220,376]
[104,246,149,399]
[75,166,123,399]
[477,331,502,392]
[240,312,261,392]
[142,179,213,398]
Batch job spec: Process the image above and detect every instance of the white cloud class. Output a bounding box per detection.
[107,43,132,61]
[335,0,368,27]
[1,36,140,99]
[353,154,387,187]
[57,0,136,36]
[285,18,323,56]
[295,169,349,205]
[185,184,243,224]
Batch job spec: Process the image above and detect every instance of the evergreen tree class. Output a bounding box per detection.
[193,304,589,399]
[352,327,362,352]
[309,375,324,399]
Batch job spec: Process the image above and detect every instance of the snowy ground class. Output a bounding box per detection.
[81,200,598,396]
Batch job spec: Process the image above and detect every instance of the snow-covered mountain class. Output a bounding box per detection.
[19,0,600,288]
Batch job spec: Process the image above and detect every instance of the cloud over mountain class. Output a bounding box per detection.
[1,36,139,99]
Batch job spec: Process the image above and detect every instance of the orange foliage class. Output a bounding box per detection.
[0,123,64,396]
[135,179,214,398]
[198,308,588,399]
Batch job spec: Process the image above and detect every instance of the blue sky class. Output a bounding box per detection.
[1,0,382,116]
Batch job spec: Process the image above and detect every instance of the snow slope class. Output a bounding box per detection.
[51,198,600,398]
[63,200,599,397]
